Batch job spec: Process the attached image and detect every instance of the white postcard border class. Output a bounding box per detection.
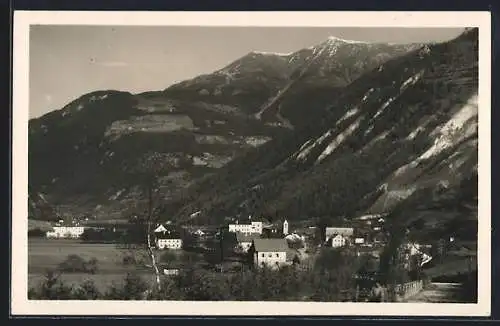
[11,11,491,316]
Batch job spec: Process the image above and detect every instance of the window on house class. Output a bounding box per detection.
[276,253,279,257]
[261,253,265,258]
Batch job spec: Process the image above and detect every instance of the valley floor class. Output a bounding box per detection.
[28,238,155,292]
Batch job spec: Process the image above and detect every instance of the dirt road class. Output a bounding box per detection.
[404,283,466,303]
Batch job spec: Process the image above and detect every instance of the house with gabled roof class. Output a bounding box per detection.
[328,233,348,248]
[251,238,289,269]
[155,229,183,250]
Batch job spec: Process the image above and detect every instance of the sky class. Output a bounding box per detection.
[29,26,466,119]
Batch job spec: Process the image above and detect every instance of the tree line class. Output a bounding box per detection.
[28,248,379,301]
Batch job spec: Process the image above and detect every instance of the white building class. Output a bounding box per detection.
[155,227,183,250]
[354,237,365,244]
[228,221,263,235]
[163,268,180,276]
[329,234,347,248]
[46,226,86,239]
[252,238,288,269]
[156,237,183,250]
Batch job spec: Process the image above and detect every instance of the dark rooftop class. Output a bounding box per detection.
[156,231,182,239]
[253,238,289,252]
[236,232,261,242]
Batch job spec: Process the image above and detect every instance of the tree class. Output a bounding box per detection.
[57,254,99,274]
[29,270,73,300]
[70,280,101,300]
[104,272,149,300]
[125,152,172,292]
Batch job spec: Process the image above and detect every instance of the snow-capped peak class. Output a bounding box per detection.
[250,50,292,57]
[326,36,370,44]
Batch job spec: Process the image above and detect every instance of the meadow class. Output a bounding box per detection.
[28,238,155,291]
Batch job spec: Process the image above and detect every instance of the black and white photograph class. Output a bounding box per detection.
[11,11,491,316]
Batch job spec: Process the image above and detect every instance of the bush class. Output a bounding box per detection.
[70,280,101,300]
[58,255,99,274]
[160,251,177,264]
[28,271,73,300]
[104,272,149,300]
[122,253,137,265]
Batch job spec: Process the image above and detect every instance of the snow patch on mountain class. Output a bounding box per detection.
[326,36,370,44]
[418,94,477,161]
[371,96,396,121]
[244,136,272,147]
[336,107,359,126]
[371,70,425,122]
[251,51,292,57]
[194,135,232,145]
[405,115,436,141]
[109,189,125,201]
[400,70,425,92]
[192,153,233,168]
[298,139,314,153]
[358,130,392,153]
[364,124,374,136]
[362,88,375,102]
[294,130,334,162]
[316,116,363,164]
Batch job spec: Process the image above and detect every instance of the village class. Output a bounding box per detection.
[27,207,480,303]
[34,212,436,278]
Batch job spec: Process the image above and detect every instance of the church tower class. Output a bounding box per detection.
[283,219,289,235]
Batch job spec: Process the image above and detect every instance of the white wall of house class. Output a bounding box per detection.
[253,251,287,268]
[355,238,365,244]
[229,221,263,235]
[330,235,347,248]
[156,238,183,250]
[46,226,86,239]
[163,269,180,276]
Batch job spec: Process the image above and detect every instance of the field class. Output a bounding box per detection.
[28,238,157,291]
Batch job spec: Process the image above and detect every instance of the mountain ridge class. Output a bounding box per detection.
[28,34,458,224]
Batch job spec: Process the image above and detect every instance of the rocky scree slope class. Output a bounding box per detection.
[166,28,478,242]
